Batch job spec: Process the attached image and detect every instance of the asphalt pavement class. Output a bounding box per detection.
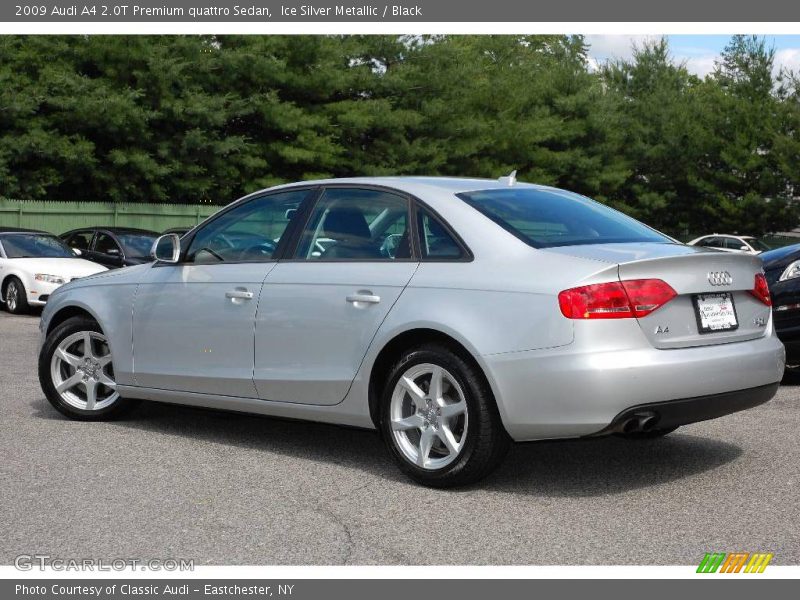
[1,310,798,565]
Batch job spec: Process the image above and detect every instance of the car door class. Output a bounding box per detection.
[91,232,125,268]
[132,189,312,397]
[254,186,418,405]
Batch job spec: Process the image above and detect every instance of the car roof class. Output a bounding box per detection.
[266,176,553,197]
[699,234,746,239]
[0,227,49,235]
[64,227,159,235]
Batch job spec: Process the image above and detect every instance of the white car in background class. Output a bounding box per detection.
[0,228,107,314]
[687,234,771,254]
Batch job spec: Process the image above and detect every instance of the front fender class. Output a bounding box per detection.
[40,283,139,386]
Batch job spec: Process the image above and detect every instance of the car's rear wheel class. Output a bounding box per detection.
[4,277,29,314]
[379,343,510,487]
[38,316,137,420]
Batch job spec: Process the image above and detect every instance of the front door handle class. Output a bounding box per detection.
[226,289,254,300]
[346,291,381,305]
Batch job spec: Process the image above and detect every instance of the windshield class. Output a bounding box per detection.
[747,238,772,252]
[457,188,671,248]
[1,234,75,258]
[117,233,158,258]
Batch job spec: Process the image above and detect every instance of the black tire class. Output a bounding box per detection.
[615,426,679,440]
[38,316,138,421]
[379,343,510,488]
[4,277,29,314]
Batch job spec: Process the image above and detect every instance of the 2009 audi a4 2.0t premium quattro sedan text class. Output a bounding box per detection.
[37,177,785,487]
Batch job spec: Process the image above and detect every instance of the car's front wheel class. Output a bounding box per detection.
[379,344,510,487]
[38,316,137,420]
[4,277,29,314]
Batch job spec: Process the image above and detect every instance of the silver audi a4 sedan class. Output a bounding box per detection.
[38,177,785,486]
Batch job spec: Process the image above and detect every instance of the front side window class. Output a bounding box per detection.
[2,234,75,258]
[117,233,158,259]
[721,237,738,249]
[94,233,122,256]
[66,231,94,251]
[294,188,411,261]
[417,209,463,259]
[186,189,310,264]
[457,188,671,249]
[749,238,771,252]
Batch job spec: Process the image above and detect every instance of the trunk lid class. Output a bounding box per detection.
[544,243,771,349]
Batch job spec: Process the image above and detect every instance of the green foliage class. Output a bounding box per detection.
[1,34,799,235]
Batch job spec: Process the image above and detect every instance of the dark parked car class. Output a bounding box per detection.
[60,227,159,269]
[761,243,800,361]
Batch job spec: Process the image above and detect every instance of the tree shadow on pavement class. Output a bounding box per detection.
[31,396,742,498]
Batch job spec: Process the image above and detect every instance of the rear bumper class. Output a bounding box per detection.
[588,383,779,436]
[484,330,785,442]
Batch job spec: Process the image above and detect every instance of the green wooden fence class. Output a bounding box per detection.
[0,198,220,234]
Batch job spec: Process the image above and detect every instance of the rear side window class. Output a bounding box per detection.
[294,188,410,261]
[417,209,463,259]
[697,237,721,248]
[457,188,670,248]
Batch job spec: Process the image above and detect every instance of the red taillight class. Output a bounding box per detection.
[621,279,679,318]
[750,273,772,306]
[558,279,677,320]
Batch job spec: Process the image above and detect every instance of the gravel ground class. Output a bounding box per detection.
[1,310,798,565]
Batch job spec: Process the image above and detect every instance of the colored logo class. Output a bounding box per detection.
[697,552,773,573]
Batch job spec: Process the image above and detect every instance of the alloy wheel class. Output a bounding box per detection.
[6,282,18,312]
[50,331,118,411]
[389,363,469,470]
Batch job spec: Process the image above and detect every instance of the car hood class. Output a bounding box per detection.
[760,244,800,270]
[6,257,107,279]
[540,242,712,264]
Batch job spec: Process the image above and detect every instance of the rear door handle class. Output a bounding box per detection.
[226,290,254,300]
[346,292,381,305]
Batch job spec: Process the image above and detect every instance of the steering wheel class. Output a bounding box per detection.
[239,241,277,260]
[210,234,236,250]
[380,234,401,259]
[195,247,225,262]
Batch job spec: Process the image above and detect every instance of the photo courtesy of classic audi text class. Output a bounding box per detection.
[0,0,799,598]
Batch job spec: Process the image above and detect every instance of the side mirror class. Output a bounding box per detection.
[107,248,120,256]
[740,245,750,252]
[151,233,181,263]
[72,248,82,256]
[285,208,297,220]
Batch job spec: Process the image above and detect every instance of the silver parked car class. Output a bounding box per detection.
[38,177,785,486]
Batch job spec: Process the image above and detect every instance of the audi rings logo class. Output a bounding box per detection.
[708,271,733,286]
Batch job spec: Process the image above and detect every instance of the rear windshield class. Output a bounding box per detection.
[457,188,671,248]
